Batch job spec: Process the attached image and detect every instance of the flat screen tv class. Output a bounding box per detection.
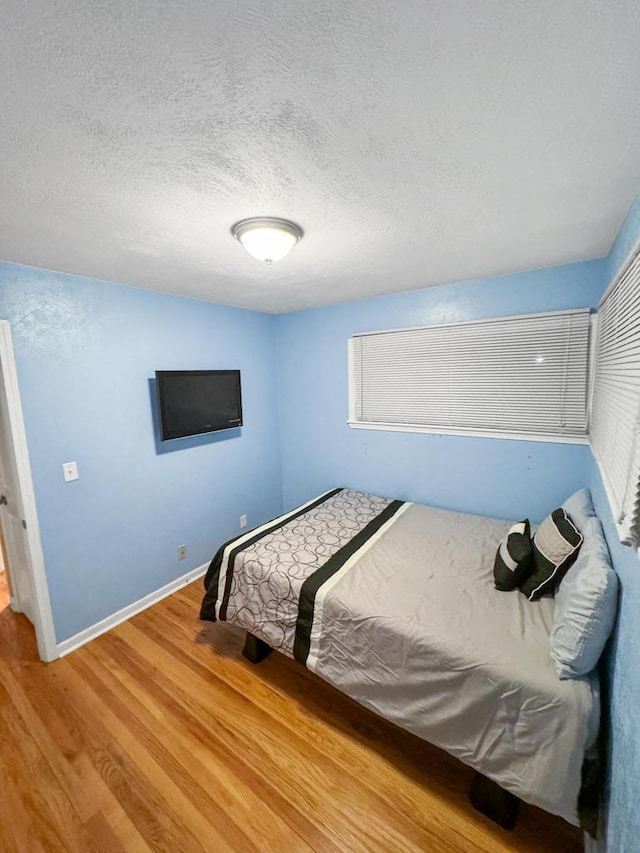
[155,370,243,441]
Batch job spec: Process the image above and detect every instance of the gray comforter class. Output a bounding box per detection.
[201,488,598,825]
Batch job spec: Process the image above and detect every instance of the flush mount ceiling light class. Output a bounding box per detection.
[231,217,303,265]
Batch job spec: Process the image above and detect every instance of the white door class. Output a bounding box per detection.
[0,321,57,661]
[0,367,36,624]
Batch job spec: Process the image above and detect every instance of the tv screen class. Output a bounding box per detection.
[155,370,243,441]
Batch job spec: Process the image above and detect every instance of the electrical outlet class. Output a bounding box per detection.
[240,514,247,529]
[178,545,187,560]
[62,461,79,482]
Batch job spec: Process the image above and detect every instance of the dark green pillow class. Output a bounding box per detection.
[494,520,534,591]
[519,508,583,601]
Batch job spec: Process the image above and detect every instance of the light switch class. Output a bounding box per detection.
[62,461,79,482]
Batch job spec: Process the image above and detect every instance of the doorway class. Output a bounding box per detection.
[0,321,57,660]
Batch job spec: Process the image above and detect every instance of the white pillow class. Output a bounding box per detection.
[551,501,618,679]
[562,488,597,531]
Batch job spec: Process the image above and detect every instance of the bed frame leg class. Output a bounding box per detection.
[242,632,273,664]
[469,772,520,830]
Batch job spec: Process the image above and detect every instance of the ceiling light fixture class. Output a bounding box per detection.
[231,217,303,265]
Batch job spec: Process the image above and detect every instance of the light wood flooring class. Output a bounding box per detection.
[0,569,10,611]
[0,581,582,852]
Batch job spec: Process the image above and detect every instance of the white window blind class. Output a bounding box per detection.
[349,309,591,442]
[590,244,640,547]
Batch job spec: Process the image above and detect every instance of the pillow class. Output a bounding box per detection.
[551,516,619,679]
[493,520,534,591]
[562,488,596,532]
[519,508,583,600]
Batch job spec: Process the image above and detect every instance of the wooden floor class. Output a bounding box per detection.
[0,581,582,852]
[0,570,10,611]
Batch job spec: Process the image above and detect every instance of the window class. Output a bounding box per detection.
[349,308,591,443]
[590,244,640,547]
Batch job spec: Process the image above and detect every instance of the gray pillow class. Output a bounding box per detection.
[551,514,619,679]
[562,487,597,532]
[519,508,583,600]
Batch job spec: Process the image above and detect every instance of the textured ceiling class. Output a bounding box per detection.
[1,1,640,313]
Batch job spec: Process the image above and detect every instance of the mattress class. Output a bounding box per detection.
[201,488,598,825]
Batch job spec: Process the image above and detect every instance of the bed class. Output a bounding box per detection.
[200,487,603,828]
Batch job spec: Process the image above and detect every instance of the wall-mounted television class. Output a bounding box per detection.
[155,370,243,441]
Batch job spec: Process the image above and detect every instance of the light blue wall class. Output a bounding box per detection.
[0,261,283,642]
[588,192,640,853]
[275,260,604,522]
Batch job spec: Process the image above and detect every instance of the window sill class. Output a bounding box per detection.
[347,420,589,445]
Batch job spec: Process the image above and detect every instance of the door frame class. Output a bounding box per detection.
[0,321,57,661]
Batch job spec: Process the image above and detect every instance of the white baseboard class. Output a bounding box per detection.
[56,563,208,659]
